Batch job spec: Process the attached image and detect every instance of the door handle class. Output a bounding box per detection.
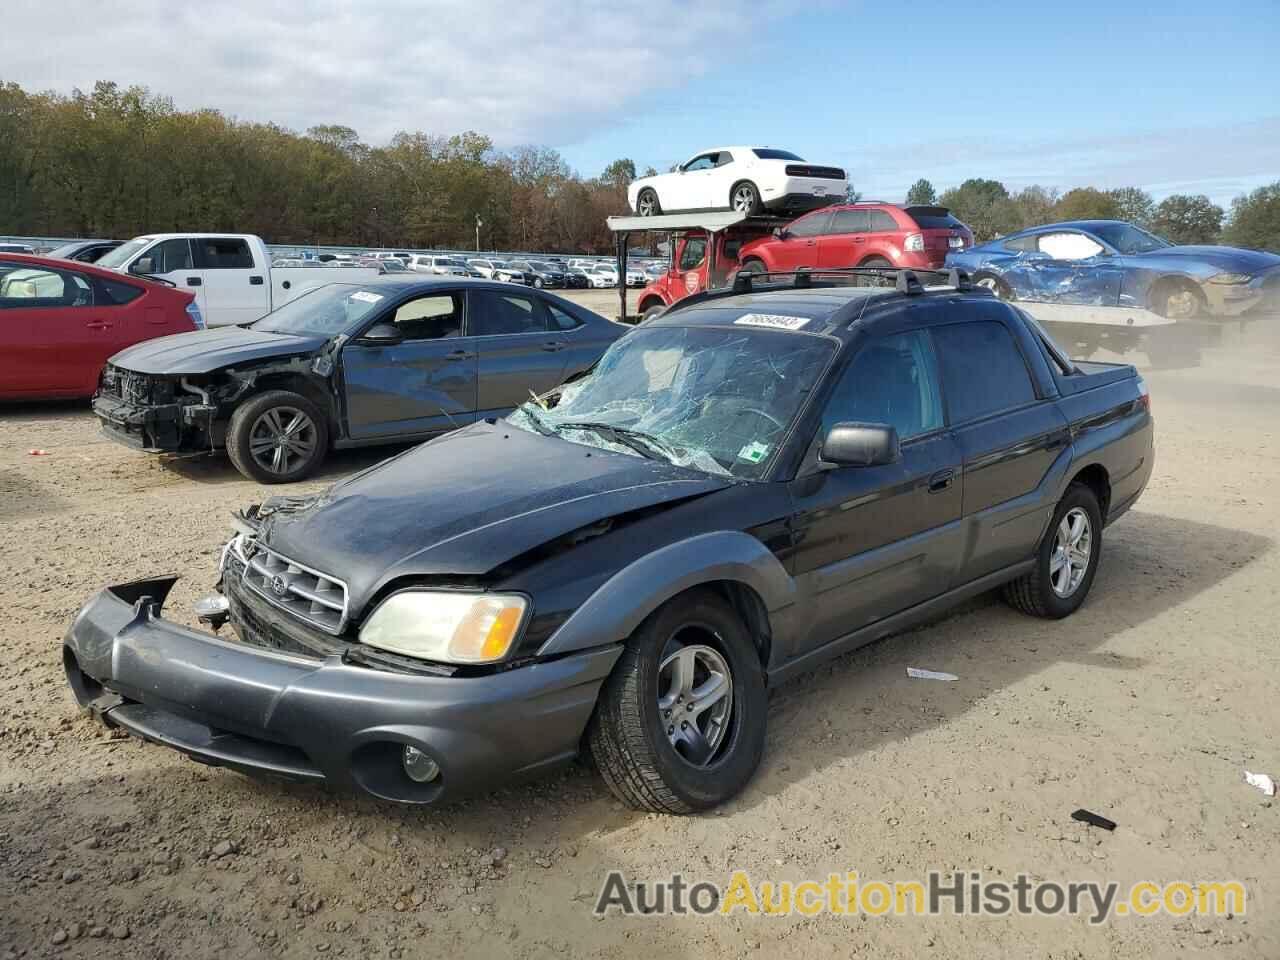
[928,469,955,493]
[853,236,865,243]
[445,350,474,361]
[541,341,565,352]
[805,240,816,246]
[85,320,112,331]
[249,275,264,286]
[186,277,202,286]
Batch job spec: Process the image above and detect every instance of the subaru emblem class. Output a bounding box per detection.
[270,574,289,597]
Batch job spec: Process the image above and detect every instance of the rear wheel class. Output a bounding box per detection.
[975,274,1013,299]
[588,588,767,813]
[226,390,328,484]
[637,189,661,217]
[731,181,762,215]
[1003,483,1102,619]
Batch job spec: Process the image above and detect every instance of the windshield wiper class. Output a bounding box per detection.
[515,402,557,436]
[553,421,678,464]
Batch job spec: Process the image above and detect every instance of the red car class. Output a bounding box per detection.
[0,254,200,400]
[737,203,974,276]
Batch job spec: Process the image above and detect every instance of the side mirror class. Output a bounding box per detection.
[130,257,155,275]
[773,228,789,240]
[819,422,900,468]
[358,321,403,345]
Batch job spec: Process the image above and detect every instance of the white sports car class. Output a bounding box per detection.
[627,146,847,217]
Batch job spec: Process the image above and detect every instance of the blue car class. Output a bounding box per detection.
[946,220,1280,319]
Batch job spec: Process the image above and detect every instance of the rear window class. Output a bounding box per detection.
[904,206,963,230]
[752,149,804,161]
[96,278,144,305]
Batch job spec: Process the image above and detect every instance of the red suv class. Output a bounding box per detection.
[737,203,974,275]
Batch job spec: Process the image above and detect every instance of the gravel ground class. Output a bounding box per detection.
[1,311,1278,959]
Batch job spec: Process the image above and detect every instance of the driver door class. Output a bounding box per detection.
[1020,231,1122,305]
[673,153,718,211]
[340,291,478,440]
[787,330,963,654]
[135,239,209,316]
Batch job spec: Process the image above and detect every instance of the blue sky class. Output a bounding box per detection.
[5,0,1277,209]
[558,0,1280,207]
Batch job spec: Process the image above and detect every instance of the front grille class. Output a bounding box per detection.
[232,535,349,635]
[785,164,846,180]
[99,367,173,404]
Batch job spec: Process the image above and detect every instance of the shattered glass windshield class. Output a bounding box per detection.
[1089,223,1172,254]
[508,325,835,479]
[251,284,385,336]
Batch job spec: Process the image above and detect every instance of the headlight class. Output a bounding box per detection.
[1208,272,1252,284]
[359,592,528,664]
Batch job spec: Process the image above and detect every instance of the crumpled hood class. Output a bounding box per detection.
[257,421,734,617]
[1142,245,1280,275]
[108,327,329,375]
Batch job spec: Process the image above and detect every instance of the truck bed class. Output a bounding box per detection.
[1058,360,1138,396]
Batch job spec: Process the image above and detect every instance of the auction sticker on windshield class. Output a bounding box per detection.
[737,441,770,463]
[734,313,810,330]
[350,291,384,304]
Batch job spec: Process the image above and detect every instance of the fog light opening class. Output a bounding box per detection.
[402,746,440,783]
[194,593,231,631]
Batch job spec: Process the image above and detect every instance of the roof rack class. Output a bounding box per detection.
[728,265,973,297]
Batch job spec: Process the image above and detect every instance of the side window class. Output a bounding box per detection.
[828,209,870,235]
[679,238,707,271]
[1004,235,1039,253]
[868,210,899,232]
[469,290,550,336]
[788,211,833,238]
[194,238,254,269]
[0,265,93,308]
[390,294,462,341]
[683,154,716,172]
[549,305,583,331]
[95,277,144,306]
[1036,232,1104,260]
[821,331,944,443]
[714,151,735,167]
[146,239,193,274]
[931,320,1038,423]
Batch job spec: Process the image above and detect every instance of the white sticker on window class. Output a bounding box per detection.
[737,441,771,463]
[350,291,384,304]
[733,313,809,330]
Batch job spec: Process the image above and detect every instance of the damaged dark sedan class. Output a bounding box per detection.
[64,270,1153,813]
[93,278,623,482]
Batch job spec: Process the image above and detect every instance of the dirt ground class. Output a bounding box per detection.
[2,306,1278,959]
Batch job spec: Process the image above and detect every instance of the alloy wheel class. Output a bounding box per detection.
[732,184,757,213]
[1050,507,1092,598]
[657,640,733,767]
[248,406,318,477]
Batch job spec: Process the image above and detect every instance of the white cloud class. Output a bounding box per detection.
[2,0,779,161]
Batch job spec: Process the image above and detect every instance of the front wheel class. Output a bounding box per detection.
[587,588,767,813]
[1003,483,1102,618]
[226,390,329,484]
[636,188,661,217]
[731,181,762,215]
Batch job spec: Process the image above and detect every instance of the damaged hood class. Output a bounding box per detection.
[108,327,330,375]
[256,420,735,617]
[1140,245,1280,274]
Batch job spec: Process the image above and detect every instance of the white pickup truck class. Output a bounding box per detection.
[95,233,377,327]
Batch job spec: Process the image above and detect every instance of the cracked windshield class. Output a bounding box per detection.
[510,325,834,478]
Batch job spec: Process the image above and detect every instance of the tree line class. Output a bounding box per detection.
[905,177,1280,251]
[2,80,1278,254]
[0,81,651,253]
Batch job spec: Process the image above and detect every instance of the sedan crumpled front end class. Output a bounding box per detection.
[93,365,220,452]
[62,569,621,804]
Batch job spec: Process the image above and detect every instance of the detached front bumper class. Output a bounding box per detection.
[63,578,621,804]
[92,391,217,453]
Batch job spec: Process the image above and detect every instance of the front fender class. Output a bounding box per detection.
[536,531,797,658]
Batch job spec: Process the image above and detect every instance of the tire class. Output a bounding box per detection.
[637,189,661,217]
[739,258,767,276]
[1003,483,1102,619]
[1150,278,1204,320]
[730,181,762,215]
[974,274,1013,300]
[587,588,767,813]
[640,302,666,323]
[226,390,329,484]
[534,277,544,289]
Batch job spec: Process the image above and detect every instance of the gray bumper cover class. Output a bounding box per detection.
[63,578,621,804]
